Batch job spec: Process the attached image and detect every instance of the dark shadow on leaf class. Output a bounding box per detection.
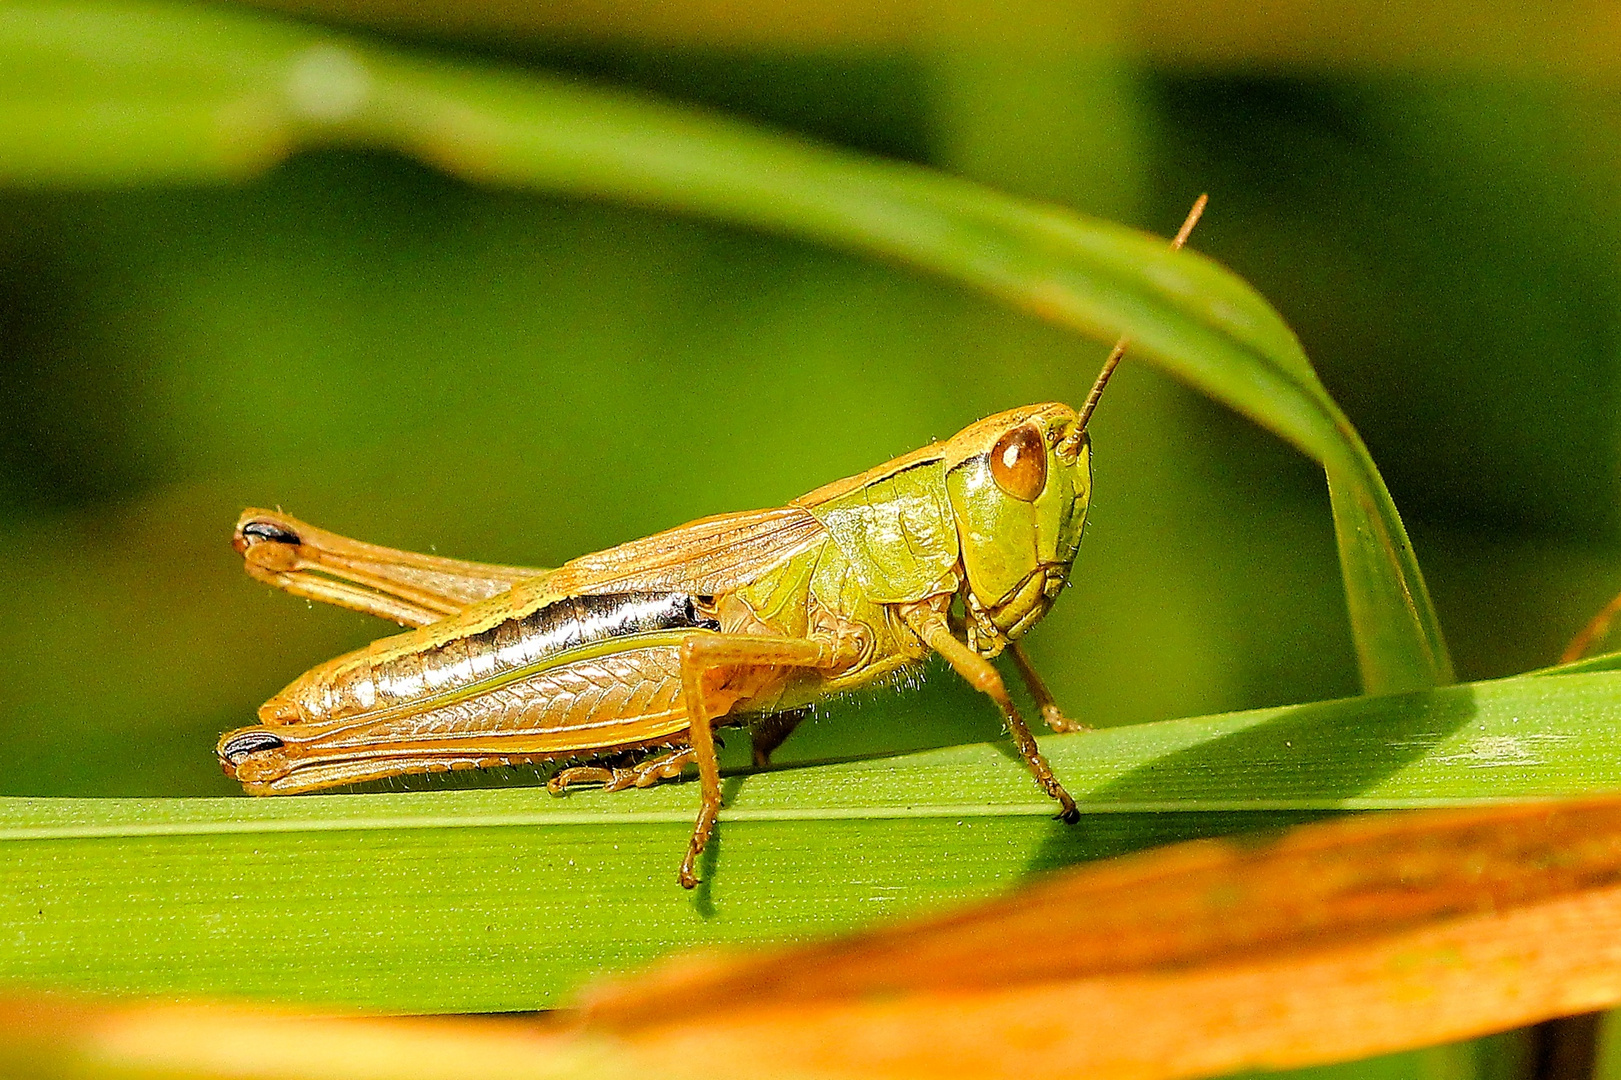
[1023,683,1481,877]
[1023,811,1335,875]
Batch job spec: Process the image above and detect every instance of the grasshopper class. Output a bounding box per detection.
[219,198,1206,888]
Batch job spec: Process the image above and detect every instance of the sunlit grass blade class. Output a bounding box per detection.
[3,667,1619,1013]
[0,0,1448,692]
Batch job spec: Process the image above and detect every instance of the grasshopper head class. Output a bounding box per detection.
[941,402,1091,653]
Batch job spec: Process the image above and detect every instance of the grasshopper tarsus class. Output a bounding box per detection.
[633,746,698,788]
[679,799,717,890]
[990,696,1080,819]
[902,604,1084,823]
[548,745,699,795]
[1042,709,1091,735]
[546,767,606,795]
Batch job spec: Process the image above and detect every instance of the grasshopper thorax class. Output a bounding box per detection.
[940,402,1092,656]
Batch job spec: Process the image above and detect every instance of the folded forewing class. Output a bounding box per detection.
[545,506,827,598]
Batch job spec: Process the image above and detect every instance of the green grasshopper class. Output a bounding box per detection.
[219,198,1206,888]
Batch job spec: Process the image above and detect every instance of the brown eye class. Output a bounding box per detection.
[989,425,1047,502]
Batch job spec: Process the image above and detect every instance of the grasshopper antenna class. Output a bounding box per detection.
[1072,193,1209,436]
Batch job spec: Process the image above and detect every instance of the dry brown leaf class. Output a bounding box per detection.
[581,800,1621,1079]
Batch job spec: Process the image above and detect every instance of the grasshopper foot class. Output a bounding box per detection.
[549,746,697,796]
[1050,783,1080,824]
[548,766,613,794]
[1040,705,1092,734]
[680,795,719,890]
[629,746,697,788]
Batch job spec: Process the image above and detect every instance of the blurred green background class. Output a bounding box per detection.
[3,0,1619,810]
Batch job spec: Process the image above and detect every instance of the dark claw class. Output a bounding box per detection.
[1059,806,1081,825]
[221,730,286,764]
[239,520,301,545]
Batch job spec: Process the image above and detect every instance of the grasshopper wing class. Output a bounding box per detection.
[544,506,826,598]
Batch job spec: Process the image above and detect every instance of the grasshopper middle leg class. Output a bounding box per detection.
[678,635,845,889]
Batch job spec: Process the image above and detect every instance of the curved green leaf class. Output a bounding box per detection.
[0,0,1449,692]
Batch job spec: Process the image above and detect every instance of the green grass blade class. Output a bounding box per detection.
[0,0,1449,693]
[4,668,1618,1013]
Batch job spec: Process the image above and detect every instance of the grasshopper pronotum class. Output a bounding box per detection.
[219,198,1207,888]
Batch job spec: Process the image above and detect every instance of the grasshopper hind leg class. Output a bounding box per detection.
[677,635,847,889]
[542,704,810,796]
[548,745,698,794]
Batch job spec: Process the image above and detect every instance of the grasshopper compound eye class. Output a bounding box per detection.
[990,424,1047,502]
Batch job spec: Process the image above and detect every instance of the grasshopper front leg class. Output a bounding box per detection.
[677,635,846,889]
[1009,641,1090,734]
[901,604,1080,823]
